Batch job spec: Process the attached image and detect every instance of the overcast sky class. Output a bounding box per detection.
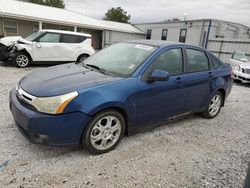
[64,0,250,27]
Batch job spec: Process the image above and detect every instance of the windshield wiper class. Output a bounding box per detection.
[85,63,109,75]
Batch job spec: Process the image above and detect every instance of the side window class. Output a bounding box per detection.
[208,53,221,69]
[186,48,209,72]
[61,34,86,43]
[146,29,152,40]
[39,33,60,43]
[146,48,183,76]
[161,29,168,40]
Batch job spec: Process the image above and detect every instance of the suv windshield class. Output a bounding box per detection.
[83,43,157,77]
[25,31,44,41]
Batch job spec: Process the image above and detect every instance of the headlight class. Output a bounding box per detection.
[31,91,78,114]
[235,66,241,71]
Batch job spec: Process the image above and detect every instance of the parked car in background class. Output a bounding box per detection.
[9,40,233,154]
[229,50,250,83]
[0,36,22,61]
[2,30,95,67]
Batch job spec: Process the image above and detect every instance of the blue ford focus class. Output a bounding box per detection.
[9,40,233,154]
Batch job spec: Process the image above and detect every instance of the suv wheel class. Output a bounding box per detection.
[201,91,223,119]
[82,110,125,154]
[13,52,30,68]
[77,54,89,63]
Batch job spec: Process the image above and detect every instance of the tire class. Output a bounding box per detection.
[82,110,125,155]
[76,54,89,63]
[12,52,31,68]
[201,91,223,119]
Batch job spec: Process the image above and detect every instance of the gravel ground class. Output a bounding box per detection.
[0,62,249,188]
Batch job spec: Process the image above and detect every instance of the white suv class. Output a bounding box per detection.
[7,30,95,67]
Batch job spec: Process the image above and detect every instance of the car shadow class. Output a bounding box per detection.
[233,80,250,88]
[0,61,71,68]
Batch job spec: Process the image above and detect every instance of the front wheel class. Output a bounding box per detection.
[82,110,125,154]
[12,52,31,68]
[201,91,223,119]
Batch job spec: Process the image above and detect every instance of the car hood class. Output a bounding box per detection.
[0,36,22,46]
[16,38,33,45]
[239,62,250,69]
[19,63,123,97]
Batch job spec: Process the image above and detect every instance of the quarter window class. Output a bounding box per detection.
[161,29,168,40]
[61,34,86,43]
[208,53,221,69]
[3,20,18,34]
[146,48,183,76]
[146,29,152,40]
[186,49,209,72]
[39,33,60,43]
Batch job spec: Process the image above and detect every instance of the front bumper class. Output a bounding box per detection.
[9,89,91,146]
[233,71,250,83]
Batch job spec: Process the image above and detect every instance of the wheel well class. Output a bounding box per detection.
[218,88,225,106]
[19,49,33,62]
[77,53,90,61]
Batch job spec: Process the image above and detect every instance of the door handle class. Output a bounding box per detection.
[175,77,182,83]
[208,72,214,77]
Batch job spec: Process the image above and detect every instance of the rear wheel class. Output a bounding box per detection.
[77,54,89,63]
[201,91,223,119]
[12,52,31,68]
[82,110,125,154]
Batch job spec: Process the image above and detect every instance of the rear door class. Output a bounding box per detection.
[181,48,212,112]
[32,32,61,61]
[59,34,87,61]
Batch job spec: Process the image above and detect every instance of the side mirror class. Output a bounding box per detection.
[240,58,247,63]
[145,69,170,82]
[36,42,41,48]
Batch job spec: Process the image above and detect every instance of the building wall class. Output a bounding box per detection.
[135,20,250,48]
[103,30,144,47]
[0,16,145,50]
[135,20,210,47]
[0,17,37,38]
[42,23,74,31]
[208,38,250,62]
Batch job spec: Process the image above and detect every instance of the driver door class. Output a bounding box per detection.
[134,48,186,127]
[32,32,61,62]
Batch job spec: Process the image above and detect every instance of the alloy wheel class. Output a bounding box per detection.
[208,94,221,117]
[16,55,29,67]
[90,115,122,151]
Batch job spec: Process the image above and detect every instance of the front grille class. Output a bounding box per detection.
[16,85,36,105]
[244,69,250,74]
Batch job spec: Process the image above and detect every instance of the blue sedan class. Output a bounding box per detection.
[9,40,233,154]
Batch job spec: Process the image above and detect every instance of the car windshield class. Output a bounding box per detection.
[25,31,44,41]
[83,43,157,77]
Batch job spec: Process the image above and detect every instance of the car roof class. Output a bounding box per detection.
[126,40,206,50]
[41,29,91,37]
